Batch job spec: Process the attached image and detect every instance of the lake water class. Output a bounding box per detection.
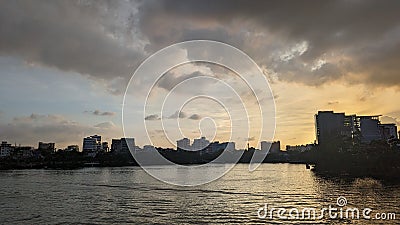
[1,164,399,224]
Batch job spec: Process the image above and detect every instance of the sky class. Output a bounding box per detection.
[1,0,400,149]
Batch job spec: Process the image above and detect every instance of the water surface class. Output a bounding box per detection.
[1,164,399,224]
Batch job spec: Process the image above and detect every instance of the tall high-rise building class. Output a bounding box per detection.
[315,111,347,145]
[315,111,397,145]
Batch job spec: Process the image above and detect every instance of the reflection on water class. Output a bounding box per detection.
[0,164,399,224]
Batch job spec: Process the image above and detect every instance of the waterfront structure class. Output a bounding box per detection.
[192,137,210,151]
[111,138,135,154]
[83,136,100,151]
[315,111,398,145]
[101,142,109,152]
[121,138,135,153]
[111,139,121,152]
[207,142,222,154]
[82,135,102,156]
[380,124,398,140]
[315,111,347,145]
[38,142,55,154]
[14,146,34,158]
[0,141,13,158]
[203,141,236,154]
[261,141,281,153]
[66,145,79,152]
[143,145,156,151]
[359,116,382,144]
[177,138,191,150]
[225,142,236,151]
[286,144,314,152]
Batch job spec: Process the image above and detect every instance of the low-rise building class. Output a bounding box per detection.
[286,144,314,153]
[111,138,135,154]
[38,142,55,153]
[177,138,191,150]
[380,123,398,140]
[143,145,156,151]
[66,145,79,152]
[192,137,210,151]
[0,141,13,158]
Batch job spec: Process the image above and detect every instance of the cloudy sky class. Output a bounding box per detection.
[1,0,400,149]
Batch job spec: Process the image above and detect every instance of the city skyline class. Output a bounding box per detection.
[1,110,398,153]
[1,1,400,149]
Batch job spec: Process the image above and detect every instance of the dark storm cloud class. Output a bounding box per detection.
[137,0,400,87]
[0,0,143,94]
[1,0,400,90]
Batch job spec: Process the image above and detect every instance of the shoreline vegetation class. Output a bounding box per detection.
[311,139,400,180]
[1,140,400,181]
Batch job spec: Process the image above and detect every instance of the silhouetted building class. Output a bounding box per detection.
[14,146,34,158]
[83,137,99,151]
[316,111,398,145]
[204,141,235,154]
[225,142,236,151]
[359,116,382,144]
[380,124,398,140]
[261,141,280,153]
[111,139,121,152]
[83,135,102,157]
[66,145,79,152]
[315,111,347,145]
[343,114,360,141]
[286,144,314,152]
[38,142,55,153]
[206,142,222,154]
[101,142,109,152]
[192,137,210,151]
[121,138,135,153]
[111,138,135,154]
[0,141,13,157]
[143,145,156,151]
[177,138,190,150]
